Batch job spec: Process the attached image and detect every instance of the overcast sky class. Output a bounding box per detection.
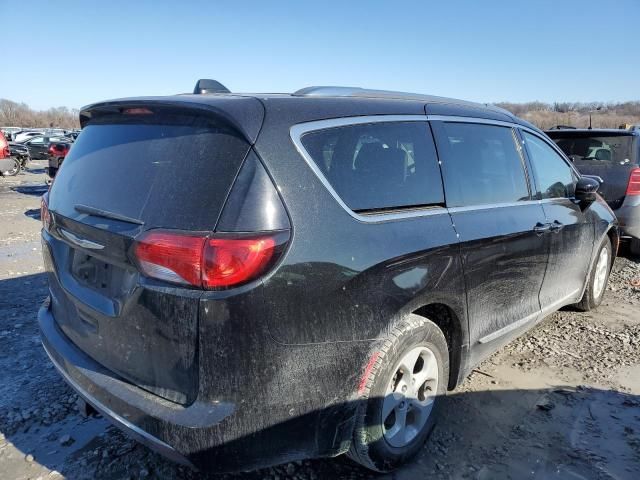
[1,0,638,110]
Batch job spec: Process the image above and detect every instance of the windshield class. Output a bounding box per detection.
[552,135,634,164]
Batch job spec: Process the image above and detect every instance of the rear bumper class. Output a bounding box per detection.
[38,299,229,470]
[39,298,360,472]
[41,339,190,468]
[615,197,640,239]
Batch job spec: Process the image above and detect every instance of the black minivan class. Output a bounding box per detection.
[39,84,618,473]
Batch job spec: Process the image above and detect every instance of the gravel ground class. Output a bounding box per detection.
[1,163,639,480]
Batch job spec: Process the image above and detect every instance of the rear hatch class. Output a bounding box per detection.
[547,131,637,209]
[43,100,261,404]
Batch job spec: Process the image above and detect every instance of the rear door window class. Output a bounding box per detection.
[523,132,577,199]
[300,122,443,212]
[435,122,530,207]
[48,112,250,231]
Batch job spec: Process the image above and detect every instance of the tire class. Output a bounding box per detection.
[2,158,21,177]
[574,236,613,311]
[348,314,449,472]
[630,238,640,257]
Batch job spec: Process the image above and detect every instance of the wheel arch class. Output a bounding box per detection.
[606,225,619,262]
[411,303,465,390]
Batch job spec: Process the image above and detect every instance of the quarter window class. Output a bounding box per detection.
[437,123,530,207]
[523,132,577,199]
[300,122,443,212]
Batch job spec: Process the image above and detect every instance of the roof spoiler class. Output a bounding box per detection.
[193,79,230,94]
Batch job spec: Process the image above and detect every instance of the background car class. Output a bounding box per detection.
[0,131,21,176]
[21,135,72,159]
[1,127,22,141]
[47,142,70,178]
[546,127,640,254]
[9,142,30,168]
[14,131,44,143]
[0,131,9,158]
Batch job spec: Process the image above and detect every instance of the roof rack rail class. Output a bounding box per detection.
[193,79,230,94]
[291,86,511,115]
[292,86,445,101]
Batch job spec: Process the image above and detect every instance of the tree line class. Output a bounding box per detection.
[0,99,80,130]
[495,101,640,129]
[2,97,639,132]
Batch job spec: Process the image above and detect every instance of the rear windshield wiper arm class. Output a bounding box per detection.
[74,204,145,226]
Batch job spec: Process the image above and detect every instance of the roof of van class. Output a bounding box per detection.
[79,86,542,141]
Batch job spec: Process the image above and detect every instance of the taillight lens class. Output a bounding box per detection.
[134,232,205,286]
[626,168,640,196]
[41,196,51,231]
[202,237,276,288]
[133,231,284,289]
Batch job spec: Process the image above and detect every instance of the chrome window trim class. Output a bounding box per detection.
[290,115,447,223]
[448,200,540,213]
[289,114,562,222]
[427,115,519,129]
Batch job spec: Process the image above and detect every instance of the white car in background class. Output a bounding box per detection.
[14,131,44,143]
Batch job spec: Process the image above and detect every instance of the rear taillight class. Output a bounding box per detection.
[626,168,640,196]
[134,232,205,286]
[132,231,285,289]
[202,237,276,288]
[41,196,51,231]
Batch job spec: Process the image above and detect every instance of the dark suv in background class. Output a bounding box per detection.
[546,127,640,254]
[39,82,617,473]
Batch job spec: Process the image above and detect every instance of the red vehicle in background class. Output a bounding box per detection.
[1,131,21,176]
[47,142,71,180]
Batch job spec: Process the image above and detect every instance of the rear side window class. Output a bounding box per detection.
[523,132,577,199]
[49,112,250,230]
[300,122,443,212]
[436,123,530,207]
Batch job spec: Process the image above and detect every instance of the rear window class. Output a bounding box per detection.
[551,134,634,164]
[48,112,250,230]
[300,122,444,212]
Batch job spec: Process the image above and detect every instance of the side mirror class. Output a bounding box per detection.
[575,176,600,206]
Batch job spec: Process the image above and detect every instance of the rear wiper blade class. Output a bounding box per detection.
[74,204,144,226]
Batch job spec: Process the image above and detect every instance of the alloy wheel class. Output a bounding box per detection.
[382,346,439,448]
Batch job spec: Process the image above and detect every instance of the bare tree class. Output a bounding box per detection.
[495,101,640,129]
[0,99,80,129]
